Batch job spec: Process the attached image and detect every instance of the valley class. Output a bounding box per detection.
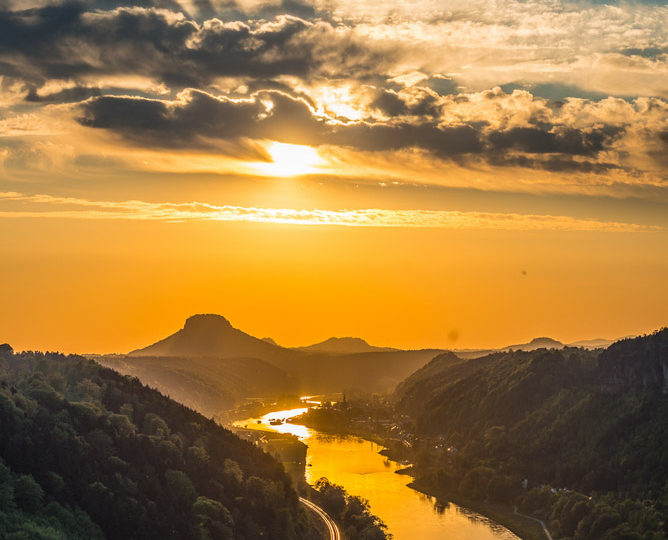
[2,320,665,539]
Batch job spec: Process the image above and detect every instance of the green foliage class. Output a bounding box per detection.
[192,496,234,540]
[396,330,668,539]
[13,474,44,512]
[0,460,102,540]
[0,350,309,539]
[313,478,390,539]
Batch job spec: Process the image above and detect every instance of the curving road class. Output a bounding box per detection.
[299,497,341,540]
[514,506,553,540]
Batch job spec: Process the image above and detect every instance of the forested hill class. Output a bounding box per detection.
[393,329,668,537]
[0,345,308,540]
[397,329,666,428]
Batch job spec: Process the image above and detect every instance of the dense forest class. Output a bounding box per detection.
[311,478,389,540]
[0,344,309,539]
[394,330,668,538]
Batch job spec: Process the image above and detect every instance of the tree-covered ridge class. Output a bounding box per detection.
[394,330,668,538]
[0,345,308,540]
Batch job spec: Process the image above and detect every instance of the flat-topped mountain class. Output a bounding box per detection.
[295,336,396,354]
[130,314,288,360]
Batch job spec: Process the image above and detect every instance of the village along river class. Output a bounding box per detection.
[233,405,519,540]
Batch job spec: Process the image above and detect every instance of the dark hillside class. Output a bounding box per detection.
[99,354,298,418]
[393,330,668,538]
[0,346,308,540]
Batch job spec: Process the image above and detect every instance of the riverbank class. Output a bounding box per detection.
[291,413,548,540]
[408,478,548,540]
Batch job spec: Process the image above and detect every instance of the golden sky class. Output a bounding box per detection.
[0,0,666,352]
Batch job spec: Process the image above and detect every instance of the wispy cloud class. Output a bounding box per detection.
[0,192,658,232]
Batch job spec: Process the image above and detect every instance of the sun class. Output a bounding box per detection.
[251,142,326,177]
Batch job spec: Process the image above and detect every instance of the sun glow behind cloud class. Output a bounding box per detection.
[0,192,658,232]
[249,142,327,177]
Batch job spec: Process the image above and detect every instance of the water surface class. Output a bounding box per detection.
[235,408,518,540]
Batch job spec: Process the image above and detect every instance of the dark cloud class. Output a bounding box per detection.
[488,154,621,174]
[371,90,411,116]
[0,0,314,21]
[330,123,483,157]
[235,0,318,20]
[422,76,459,96]
[0,3,197,83]
[488,126,622,156]
[370,89,440,118]
[0,4,394,88]
[79,90,482,158]
[619,46,667,60]
[79,89,628,169]
[79,91,266,148]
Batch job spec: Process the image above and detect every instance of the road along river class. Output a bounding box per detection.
[234,407,519,540]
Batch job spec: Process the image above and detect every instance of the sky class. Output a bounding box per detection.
[0,0,666,353]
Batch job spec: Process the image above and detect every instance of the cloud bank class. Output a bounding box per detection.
[0,0,666,198]
[0,192,658,232]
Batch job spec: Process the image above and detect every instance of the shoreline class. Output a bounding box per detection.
[407,479,548,540]
[291,418,549,540]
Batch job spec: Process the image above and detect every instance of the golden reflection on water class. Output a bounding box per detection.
[235,407,313,439]
[233,411,518,540]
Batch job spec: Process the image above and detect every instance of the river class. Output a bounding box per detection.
[234,405,519,540]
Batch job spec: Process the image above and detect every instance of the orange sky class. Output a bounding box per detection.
[0,1,666,353]
[2,214,666,353]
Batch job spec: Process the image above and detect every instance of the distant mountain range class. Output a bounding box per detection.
[293,336,397,354]
[97,313,626,417]
[130,315,396,357]
[275,333,617,356]
[129,314,619,361]
[98,315,442,415]
[450,335,619,359]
